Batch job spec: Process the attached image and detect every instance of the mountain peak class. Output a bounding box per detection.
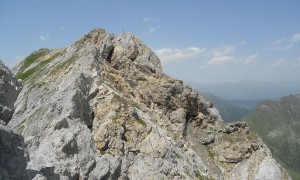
[81,28,109,45]
[1,29,291,179]
[74,28,162,75]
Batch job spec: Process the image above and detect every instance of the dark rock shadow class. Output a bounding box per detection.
[0,125,27,179]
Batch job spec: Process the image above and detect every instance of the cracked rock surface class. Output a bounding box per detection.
[2,29,292,179]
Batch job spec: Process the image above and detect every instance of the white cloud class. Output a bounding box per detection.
[205,45,237,67]
[148,25,160,33]
[59,27,65,31]
[274,38,285,45]
[142,17,160,34]
[271,57,300,67]
[285,33,300,49]
[209,46,235,57]
[39,34,50,41]
[290,33,300,42]
[272,59,286,67]
[142,17,152,24]
[244,54,258,64]
[155,47,206,66]
[207,55,234,66]
[197,44,247,69]
[268,33,300,50]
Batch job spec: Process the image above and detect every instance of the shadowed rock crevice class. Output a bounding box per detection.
[27,167,61,180]
[0,60,22,124]
[106,46,114,63]
[0,125,28,179]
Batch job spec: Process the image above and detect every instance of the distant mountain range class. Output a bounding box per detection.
[226,99,265,110]
[242,94,300,179]
[189,80,300,100]
[199,92,250,122]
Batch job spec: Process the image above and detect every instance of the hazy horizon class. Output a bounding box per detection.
[189,80,300,100]
[188,79,300,84]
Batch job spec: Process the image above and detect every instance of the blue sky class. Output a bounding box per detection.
[1,0,299,83]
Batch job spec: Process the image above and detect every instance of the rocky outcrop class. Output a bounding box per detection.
[0,61,26,179]
[0,60,22,123]
[6,28,291,179]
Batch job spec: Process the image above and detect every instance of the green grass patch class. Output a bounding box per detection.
[112,115,123,125]
[112,94,140,109]
[132,111,147,127]
[208,150,215,159]
[287,168,300,180]
[174,151,182,159]
[194,171,205,180]
[172,132,180,140]
[131,101,141,109]
[232,146,237,151]
[135,117,147,127]
[206,146,215,159]
[99,150,107,155]
[16,66,40,81]
[19,49,49,73]
[108,74,116,82]
[16,52,60,81]
[48,54,76,76]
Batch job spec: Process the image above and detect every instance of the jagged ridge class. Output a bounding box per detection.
[3,28,292,179]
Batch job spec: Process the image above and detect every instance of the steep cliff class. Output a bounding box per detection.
[7,29,291,179]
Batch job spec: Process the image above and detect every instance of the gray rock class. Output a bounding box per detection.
[0,61,26,179]
[169,108,187,135]
[117,33,139,60]
[254,157,288,180]
[100,34,114,60]
[0,60,22,123]
[199,133,215,145]
[4,28,291,180]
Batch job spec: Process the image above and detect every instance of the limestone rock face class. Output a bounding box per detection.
[0,60,22,123]
[6,28,291,179]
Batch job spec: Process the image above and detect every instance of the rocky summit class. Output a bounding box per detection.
[0,29,291,179]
